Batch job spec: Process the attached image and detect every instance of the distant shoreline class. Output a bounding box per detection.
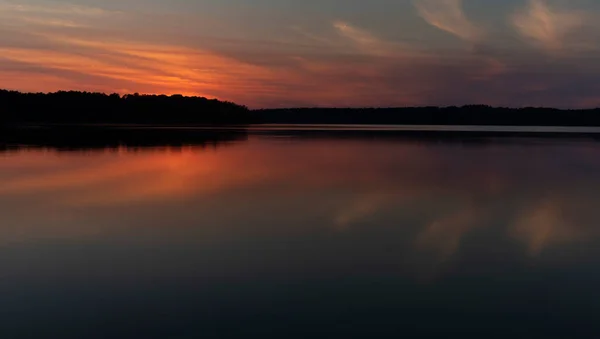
[254,107,600,126]
[3,90,600,127]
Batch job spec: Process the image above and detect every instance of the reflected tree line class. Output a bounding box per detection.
[0,126,249,152]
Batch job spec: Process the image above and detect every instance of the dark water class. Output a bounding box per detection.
[1,129,600,338]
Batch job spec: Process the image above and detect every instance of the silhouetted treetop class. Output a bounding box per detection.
[0,90,252,125]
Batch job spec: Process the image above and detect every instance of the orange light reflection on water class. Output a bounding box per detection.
[1,138,600,269]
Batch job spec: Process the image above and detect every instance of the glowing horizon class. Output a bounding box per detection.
[1,0,600,108]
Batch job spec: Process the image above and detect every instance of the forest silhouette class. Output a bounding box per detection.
[2,89,600,126]
[0,90,252,125]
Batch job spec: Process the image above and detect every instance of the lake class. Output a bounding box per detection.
[1,127,600,338]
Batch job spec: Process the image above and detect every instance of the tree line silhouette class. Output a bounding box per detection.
[2,90,600,126]
[0,90,252,125]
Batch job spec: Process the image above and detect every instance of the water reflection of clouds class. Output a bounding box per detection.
[1,139,600,266]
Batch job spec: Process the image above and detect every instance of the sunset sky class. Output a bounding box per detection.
[1,0,600,108]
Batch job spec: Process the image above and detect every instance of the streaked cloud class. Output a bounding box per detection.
[333,20,394,56]
[0,0,114,17]
[413,0,482,43]
[19,17,88,28]
[511,0,586,52]
[0,37,273,99]
[291,25,334,46]
[0,0,599,107]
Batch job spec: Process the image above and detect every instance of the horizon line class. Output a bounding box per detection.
[2,88,599,111]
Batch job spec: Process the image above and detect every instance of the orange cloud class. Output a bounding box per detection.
[0,32,283,102]
[1,0,600,108]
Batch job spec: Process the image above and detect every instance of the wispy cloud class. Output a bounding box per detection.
[333,20,395,56]
[0,0,120,32]
[413,0,482,43]
[0,32,280,101]
[291,25,334,46]
[511,0,586,52]
[0,0,114,17]
[1,0,600,108]
[19,17,88,28]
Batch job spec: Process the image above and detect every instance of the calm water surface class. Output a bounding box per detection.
[1,130,600,338]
